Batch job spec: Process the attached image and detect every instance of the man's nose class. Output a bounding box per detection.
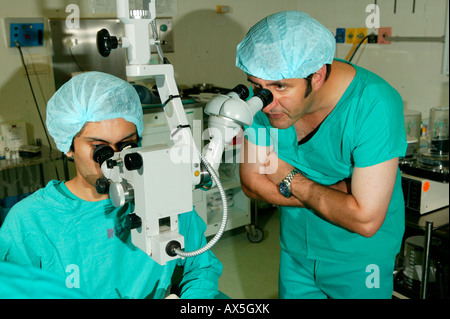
[111,145,120,152]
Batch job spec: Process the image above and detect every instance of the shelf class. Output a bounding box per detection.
[0,147,63,172]
[205,207,249,237]
[406,206,449,231]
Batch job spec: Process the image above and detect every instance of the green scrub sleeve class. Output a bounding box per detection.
[0,218,32,267]
[352,87,406,167]
[177,211,223,299]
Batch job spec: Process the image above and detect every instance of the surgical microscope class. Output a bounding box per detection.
[94,0,273,265]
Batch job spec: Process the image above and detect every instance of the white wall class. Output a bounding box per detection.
[0,0,448,148]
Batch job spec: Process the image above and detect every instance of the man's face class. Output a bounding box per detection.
[248,75,314,129]
[67,118,139,189]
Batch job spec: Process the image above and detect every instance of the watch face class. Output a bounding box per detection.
[279,182,290,198]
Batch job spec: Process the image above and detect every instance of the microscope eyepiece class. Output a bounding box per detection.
[254,89,273,108]
[93,145,115,166]
[231,84,249,100]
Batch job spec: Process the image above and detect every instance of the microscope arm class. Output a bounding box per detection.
[202,88,273,180]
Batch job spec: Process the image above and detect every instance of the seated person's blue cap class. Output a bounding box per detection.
[46,71,143,154]
[236,11,336,81]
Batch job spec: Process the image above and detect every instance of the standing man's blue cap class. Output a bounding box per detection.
[236,11,336,81]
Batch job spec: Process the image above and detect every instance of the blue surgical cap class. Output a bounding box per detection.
[236,11,336,81]
[46,71,143,154]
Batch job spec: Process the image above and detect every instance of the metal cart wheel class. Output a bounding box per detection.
[246,224,264,243]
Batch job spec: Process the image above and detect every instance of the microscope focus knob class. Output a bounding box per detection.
[96,28,119,57]
[124,153,143,171]
[95,177,110,195]
[109,182,134,207]
[126,213,142,230]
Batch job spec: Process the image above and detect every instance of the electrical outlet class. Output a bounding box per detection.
[335,28,346,43]
[346,28,356,44]
[378,27,392,44]
[367,28,378,44]
[356,27,367,43]
[368,33,378,43]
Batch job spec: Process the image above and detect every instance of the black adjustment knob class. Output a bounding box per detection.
[95,177,110,194]
[124,153,143,171]
[93,145,114,166]
[165,240,181,257]
[126,213,142,230]
[96,29,119,57]
[106,159,118,169]
[231,84,249,100]
[255,89,273,108]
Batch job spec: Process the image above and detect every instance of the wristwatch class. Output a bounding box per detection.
[279,169,302,198]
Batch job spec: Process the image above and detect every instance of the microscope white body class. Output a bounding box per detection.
[102,144,191,265]
[99,0,271,265]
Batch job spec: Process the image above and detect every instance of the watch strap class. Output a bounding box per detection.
[282,168,301,185]
[280,168,301,198]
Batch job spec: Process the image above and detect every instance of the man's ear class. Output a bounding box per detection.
[312,64,328,90]
[66,136,77,159]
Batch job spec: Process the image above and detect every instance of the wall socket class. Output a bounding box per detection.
[356,28,367,43]
[346,28,356,44]
[335,28,346,43]
[378,27,392,44]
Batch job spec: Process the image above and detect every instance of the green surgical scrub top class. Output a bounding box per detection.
[244,60,407,264]
[0,180,222,299]
[0,261,88,299]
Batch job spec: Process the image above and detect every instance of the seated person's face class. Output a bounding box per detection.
[67,118,139,188]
